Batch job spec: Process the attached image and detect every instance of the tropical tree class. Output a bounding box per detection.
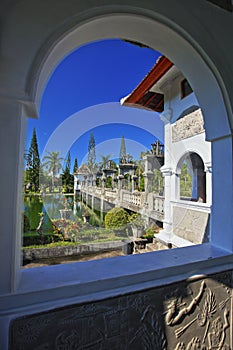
[119,134,126,163]
[87,132,96,172]
[42,151,63,192]
[26,128,40,192]
[99,154,112,170]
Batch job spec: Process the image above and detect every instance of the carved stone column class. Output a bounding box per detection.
[118,175,124,190]
[160,166,173,235]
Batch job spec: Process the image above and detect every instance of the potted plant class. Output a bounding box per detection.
[142,224,159,243]
[129,213,145,238]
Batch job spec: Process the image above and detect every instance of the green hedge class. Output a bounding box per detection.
[23,233,64,247]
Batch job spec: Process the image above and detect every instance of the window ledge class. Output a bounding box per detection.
[0,244,232,316]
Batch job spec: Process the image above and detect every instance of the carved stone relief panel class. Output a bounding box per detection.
[9,271,232,349]
[172,109,204,142]
[173,206,209,244]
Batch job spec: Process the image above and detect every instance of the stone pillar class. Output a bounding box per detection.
[74,176,78,193]
[143,172,153,193]
[118,175,124,190]
[92,174,96,187]
[131,175,137,192]
[159,110,173,236]
[83,176,87,188]
[101,175,106,189]
[0,99,27,293]
[205,163,212,205]
[160,167,173,235]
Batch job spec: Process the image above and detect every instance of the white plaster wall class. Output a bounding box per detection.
[163,75,199,123]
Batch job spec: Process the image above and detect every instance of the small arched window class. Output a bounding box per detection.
[179,152,206,203]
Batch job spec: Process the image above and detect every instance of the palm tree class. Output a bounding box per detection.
[100,154,112,170]
[42,151,64,192]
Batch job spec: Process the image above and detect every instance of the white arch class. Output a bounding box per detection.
[30,14,231,142]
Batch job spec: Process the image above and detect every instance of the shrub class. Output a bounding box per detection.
[104,207,129,228]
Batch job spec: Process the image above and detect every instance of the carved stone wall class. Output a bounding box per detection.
[173,206,209,244]
[172,109,204,142]
[9,271,232,349]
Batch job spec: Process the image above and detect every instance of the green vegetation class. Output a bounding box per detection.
[42,151,64,192]
[23,241,79,249]
[180,161,192,197]
[104,207,129,228]
[61,151,74,193]
[87,132,96,172]
[73,157,78,173]
[128,213,145,227]
[25,128,40,192]
[143,223,159,239]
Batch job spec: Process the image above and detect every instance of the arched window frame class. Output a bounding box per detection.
[0,9,232,337]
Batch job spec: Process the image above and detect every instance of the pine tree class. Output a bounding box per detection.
[73,157,78,173]
[62,151,74,193]
[88,132,96,172]
[65,151,71,173]
[26,128,40,192]
[119,134,126,163]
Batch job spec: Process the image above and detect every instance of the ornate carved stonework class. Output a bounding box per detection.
[9,271,232,349]
[173,206,209,244]
[172,109,204,142]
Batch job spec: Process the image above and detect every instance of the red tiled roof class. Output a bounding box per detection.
[123,56,173,112]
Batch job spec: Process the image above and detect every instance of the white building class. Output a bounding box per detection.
[0,1,232,348]
[123,56,212,247]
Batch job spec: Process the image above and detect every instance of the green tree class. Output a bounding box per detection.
[62,151,74,193]
[88,132,96,172]
[99,154,112,170]
[42,151,63,192]
[65,151,71,173]
[73,157,78,173]
[26,128,40,192]
[119,134,126,163]
[135,151,145,191]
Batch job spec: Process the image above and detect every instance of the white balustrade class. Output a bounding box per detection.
[152,195,164,214]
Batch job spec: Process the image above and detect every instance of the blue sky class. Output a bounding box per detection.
[27,39,164,168]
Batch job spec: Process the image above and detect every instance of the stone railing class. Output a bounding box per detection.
[81,186,164,221]
[105,189,117,199]
[122,191,145,207]
[152,195,164,214]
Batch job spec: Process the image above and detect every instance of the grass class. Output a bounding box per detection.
[23,241,80,249]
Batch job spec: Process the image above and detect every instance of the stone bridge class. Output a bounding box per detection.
[79,185,165,222]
